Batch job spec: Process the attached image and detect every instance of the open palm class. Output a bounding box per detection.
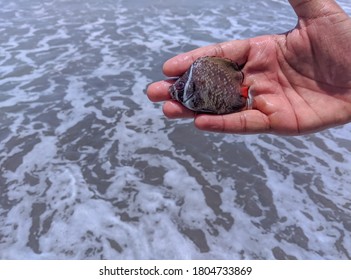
[147,0,351,135]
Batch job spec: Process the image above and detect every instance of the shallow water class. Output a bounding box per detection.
[0,0,351,259]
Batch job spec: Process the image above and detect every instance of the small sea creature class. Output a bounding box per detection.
[169,56,252,114]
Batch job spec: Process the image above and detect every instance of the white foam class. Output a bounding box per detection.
[1,0,350,260]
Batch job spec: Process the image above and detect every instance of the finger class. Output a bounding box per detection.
[146,80,173,102]
[163,39,250,77]
[163,101,195,119]
[194,110,270,134]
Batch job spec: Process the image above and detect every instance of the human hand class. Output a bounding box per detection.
[147,0,351,135]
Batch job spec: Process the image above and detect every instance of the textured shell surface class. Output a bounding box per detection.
[169,56,247,114]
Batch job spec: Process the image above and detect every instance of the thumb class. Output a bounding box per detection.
[163,39,250,77]
[288,0,346,19]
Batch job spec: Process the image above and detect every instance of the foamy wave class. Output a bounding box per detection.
[0,0,350,260]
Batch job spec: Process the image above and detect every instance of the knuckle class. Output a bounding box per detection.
[239,113,248,133]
